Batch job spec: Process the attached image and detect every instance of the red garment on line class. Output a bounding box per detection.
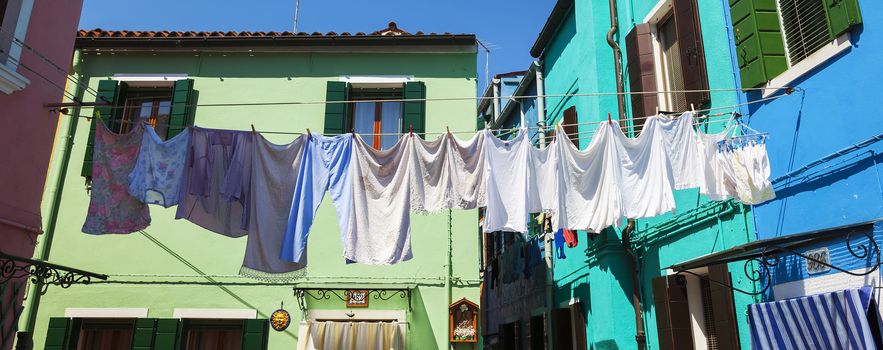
[563,229,578,248]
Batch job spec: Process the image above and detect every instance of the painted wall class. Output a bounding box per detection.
[539,0,756,349]
[0,1,83,349]
[29,49,479,349]
[740,0,883,299]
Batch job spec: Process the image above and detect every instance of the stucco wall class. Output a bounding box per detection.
[30,50,479,349]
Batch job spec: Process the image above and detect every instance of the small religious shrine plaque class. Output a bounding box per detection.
[450,298,479,343]
[346,290,369,308]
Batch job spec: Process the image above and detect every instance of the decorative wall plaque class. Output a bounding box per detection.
[346,289,369,308]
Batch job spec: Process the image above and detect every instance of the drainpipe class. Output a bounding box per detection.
[607,0,627,121]
[534,61,555,350]
[446,208,453,349]
[20,49,86,350]
[622,220,647,350]
[492,79,501,126]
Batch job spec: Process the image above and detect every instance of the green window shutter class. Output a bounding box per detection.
[167,78,195,139]
[44,317,72,350]
[823,0,862,38]
[729,0,788,88]
[131,318,156,350]
[403,81,426,139]
[153,319,180,350]
[323,81,351,135]
[82,79,120,178]
[241,319,268,350]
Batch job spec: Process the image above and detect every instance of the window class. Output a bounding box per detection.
[183,319,244,350]
[562,106,578,147]
[0,0,33,94]
[728,0,862,90]
[652,264,740,350]
[350,88,403,150]
[323,81,426,141]
[73,319,135,350]
[552,304,587,350]
[528,315,545,350]
[627,0,709,131]
[118,87,173,137]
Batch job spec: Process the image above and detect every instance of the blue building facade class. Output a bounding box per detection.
[731,0,883,302]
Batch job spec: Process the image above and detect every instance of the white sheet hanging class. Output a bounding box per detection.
[348,134,413,265]
[552,123,623,232]
[409,131,486,214]
[612,116,676,219]
[657,112,705,190]
[483,129,536,233]
[698,130,735,201]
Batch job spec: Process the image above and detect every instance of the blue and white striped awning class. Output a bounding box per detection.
[749,287,881,349]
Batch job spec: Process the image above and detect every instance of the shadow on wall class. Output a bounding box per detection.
[593,339,619,350]
[408,287,439,350]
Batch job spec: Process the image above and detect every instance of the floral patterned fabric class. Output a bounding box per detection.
[82,121,150,234]
[127,124,190,207]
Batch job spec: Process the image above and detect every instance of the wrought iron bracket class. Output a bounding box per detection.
[0,252,108,294]
[293,287,412,311]
[675,229,880,296]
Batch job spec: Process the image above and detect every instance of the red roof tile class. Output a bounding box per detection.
[78,22,458,39]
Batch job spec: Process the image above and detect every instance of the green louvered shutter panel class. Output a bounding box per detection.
[81,79,120,178]
[44,317,72,350]
[131,318,156,350]
[823,0,862,38]
[403,81,426,139]
[241,319,268,350]
[167,79,195,139]
[729,0,788,88]
[153,319,180,350]
[323,81,350,135]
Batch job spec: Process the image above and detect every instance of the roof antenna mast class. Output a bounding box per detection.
[293,0,300,33]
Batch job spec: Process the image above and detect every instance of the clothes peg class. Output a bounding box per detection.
[690,103,696,113]
[306,128,311,138]
[251,124,257,134]
[409,123,413,137]
[607,112,612,124]
[655,105,659,115]
[446,126,450,134]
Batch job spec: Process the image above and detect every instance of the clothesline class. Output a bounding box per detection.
[72,86,799,111]
[76,90,791,139]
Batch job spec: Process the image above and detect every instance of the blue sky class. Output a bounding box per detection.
[79,0,556,93]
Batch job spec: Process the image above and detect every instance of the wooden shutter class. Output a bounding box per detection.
[153,319,180,350]
[403,81,426,139]
[626,23,659,125]
[652,275,694,350]
[82,80,120,178]
[323,81,351,135]
[552,308,573,350]
[729,0,788,88]
[823,0,862,38]
[130,318,156,350]
[44,317,72,350]
[241,319,268,350]
[672,0,710,108]
[167,79,195,139]
[707,264,741,350]
[563,106,578,147]
[571,303,588,350]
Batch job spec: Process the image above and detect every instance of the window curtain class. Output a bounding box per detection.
[353,102,375,137]
[380,102,402,149]
[297,321,405,350]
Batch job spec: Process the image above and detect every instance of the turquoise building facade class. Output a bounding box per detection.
[519,0,761,349]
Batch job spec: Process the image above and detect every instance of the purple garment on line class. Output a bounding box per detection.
[175,127,251,237]
[82,121,150,234]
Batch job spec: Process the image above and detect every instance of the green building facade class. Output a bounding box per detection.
[25,24,481,350]
[529,1,760,349]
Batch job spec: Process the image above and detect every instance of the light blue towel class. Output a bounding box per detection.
[127,124,190,208]
[281,134,353,263]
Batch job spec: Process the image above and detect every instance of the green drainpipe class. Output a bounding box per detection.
[446,208,453,349]
[19,49,86,350]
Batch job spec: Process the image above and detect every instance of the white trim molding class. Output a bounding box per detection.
[0,64,29,94]
[112,74,188,87]
[763,33,852,97]
[64,308,149,318]
[172,308,256,319]
[307,309,406,323]
[338,75,414,88]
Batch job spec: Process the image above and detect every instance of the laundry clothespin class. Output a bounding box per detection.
[306,128,311,138]
[409,123,413,138]
[690,103,696,113]
[446,126,450,134]
[251,124,257,134]
[607,112,613,124]
[655,105,659,116]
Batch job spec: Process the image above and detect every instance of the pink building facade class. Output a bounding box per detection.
[0,1,83,349]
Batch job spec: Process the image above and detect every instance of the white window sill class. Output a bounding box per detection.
[173,308,256,319]
[0,63,29,94]
[763,33,852,98]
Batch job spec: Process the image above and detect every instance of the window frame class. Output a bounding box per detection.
[758,0,856,97]
[0,0,33,94]
[349,86,404,150]
[181,318,245,350]
[646,0,682,113]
